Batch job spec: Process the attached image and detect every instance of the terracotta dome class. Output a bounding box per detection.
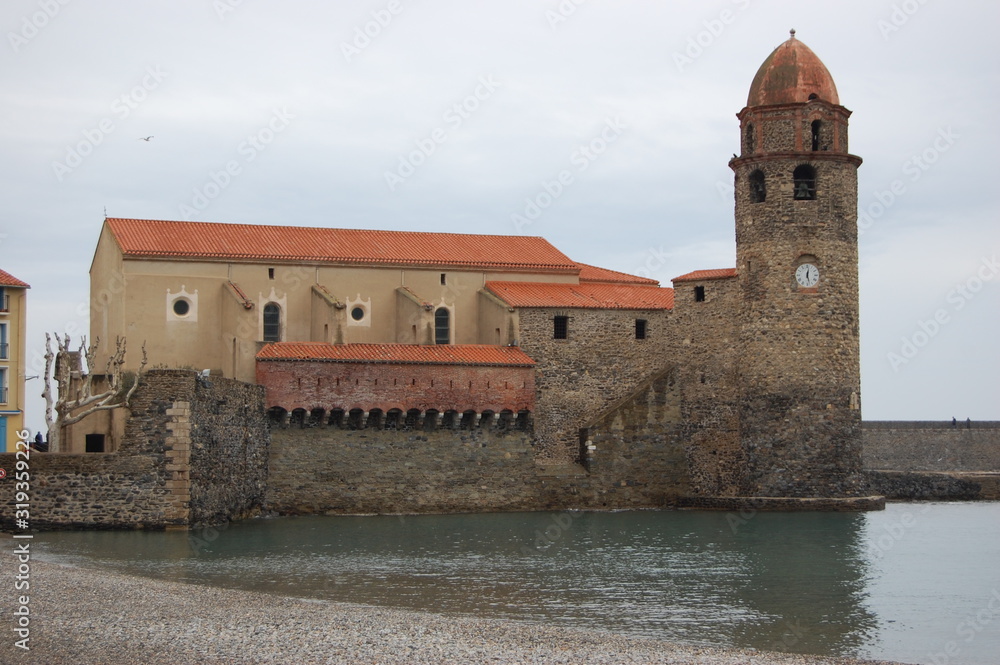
[747,31,839,106]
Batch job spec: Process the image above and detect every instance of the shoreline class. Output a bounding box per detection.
[1,559,907,665]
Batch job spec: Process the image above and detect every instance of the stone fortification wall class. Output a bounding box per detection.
[577,366,692,506]
[267,425,540,514]
[266,368,699,514]
[517,307,671,461]
[0,371,267,530]
[862,421,1000,472]
[187,376,269,525]
[668,276,742,496]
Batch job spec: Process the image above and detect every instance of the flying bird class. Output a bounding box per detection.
[139,136,154,141]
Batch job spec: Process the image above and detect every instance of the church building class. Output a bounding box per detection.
[85,33,866,502]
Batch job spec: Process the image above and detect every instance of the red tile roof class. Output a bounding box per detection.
[485,281,674,310]
[575,263,659,286]
[106,218,578,273]
[257,342,536,367]
[672,268,737,282]
[0,269,29,288]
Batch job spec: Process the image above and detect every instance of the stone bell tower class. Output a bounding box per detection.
[730,31,864,497]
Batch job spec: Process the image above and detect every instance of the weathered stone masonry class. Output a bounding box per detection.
[0,370,268,530]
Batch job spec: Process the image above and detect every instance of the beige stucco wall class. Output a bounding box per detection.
[90,221,581,383]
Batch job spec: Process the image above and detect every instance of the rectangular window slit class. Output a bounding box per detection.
[553,315,568,339]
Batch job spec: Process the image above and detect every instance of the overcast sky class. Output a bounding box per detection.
[2,0,997,431]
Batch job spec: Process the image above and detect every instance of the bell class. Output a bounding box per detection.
[794,181,813,199]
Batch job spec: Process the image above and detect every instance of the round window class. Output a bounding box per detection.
[351,306,365,321]
[173,299,190,316]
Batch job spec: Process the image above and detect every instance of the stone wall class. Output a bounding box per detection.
[267,425,540,514]
[577,365,692,506]
[862,421,1000,472]
[0,370,267,530]
[188,376,269,525]
[669,275,742,496]
[517,307,671,461]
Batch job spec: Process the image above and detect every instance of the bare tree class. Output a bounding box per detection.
[41,334,147,453]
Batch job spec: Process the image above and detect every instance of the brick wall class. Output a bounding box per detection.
[257,359,535,416]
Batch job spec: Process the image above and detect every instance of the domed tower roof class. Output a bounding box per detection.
[747,30,839,107]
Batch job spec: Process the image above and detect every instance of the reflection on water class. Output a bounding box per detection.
[36,504,1000,665]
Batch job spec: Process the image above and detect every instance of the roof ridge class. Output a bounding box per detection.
[106,217,551,243]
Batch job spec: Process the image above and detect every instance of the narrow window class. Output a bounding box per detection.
[434,307,450,345]
[0,323,8,360]
[553,315,568,340]
[811,120,821,151]
[745,123,755,154]
[793,164,817,200]
[263,302,281,342]
[694,286,706,302]
[440,273,447,285]
[268,267,275,280]
[0,367,7,404]
[749,169,766,203]
[635,319,647,340]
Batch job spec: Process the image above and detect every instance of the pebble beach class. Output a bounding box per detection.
[0,559,908,665]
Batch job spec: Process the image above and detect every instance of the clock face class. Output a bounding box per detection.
[795,263,819,287]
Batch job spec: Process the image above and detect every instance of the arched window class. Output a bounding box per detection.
[263,302,281,342]
[745,123,755,154]
[434,307,450,345]
[749,169,766,203]
[793,164,817,200]
[811,120,821,151]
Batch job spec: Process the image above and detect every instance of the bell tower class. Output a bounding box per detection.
[730,31,864,497]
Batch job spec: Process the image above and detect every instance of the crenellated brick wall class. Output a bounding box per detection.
[257,359,535,416]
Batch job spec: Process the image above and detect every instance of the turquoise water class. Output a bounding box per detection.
[36,502,1000,664]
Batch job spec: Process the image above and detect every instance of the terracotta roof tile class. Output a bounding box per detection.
[672,268,737,283]
[106,218,578,273]
[257,342,536,367]
[0,269,30,288]
[485,281,674,310]
[575,263,659,286]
